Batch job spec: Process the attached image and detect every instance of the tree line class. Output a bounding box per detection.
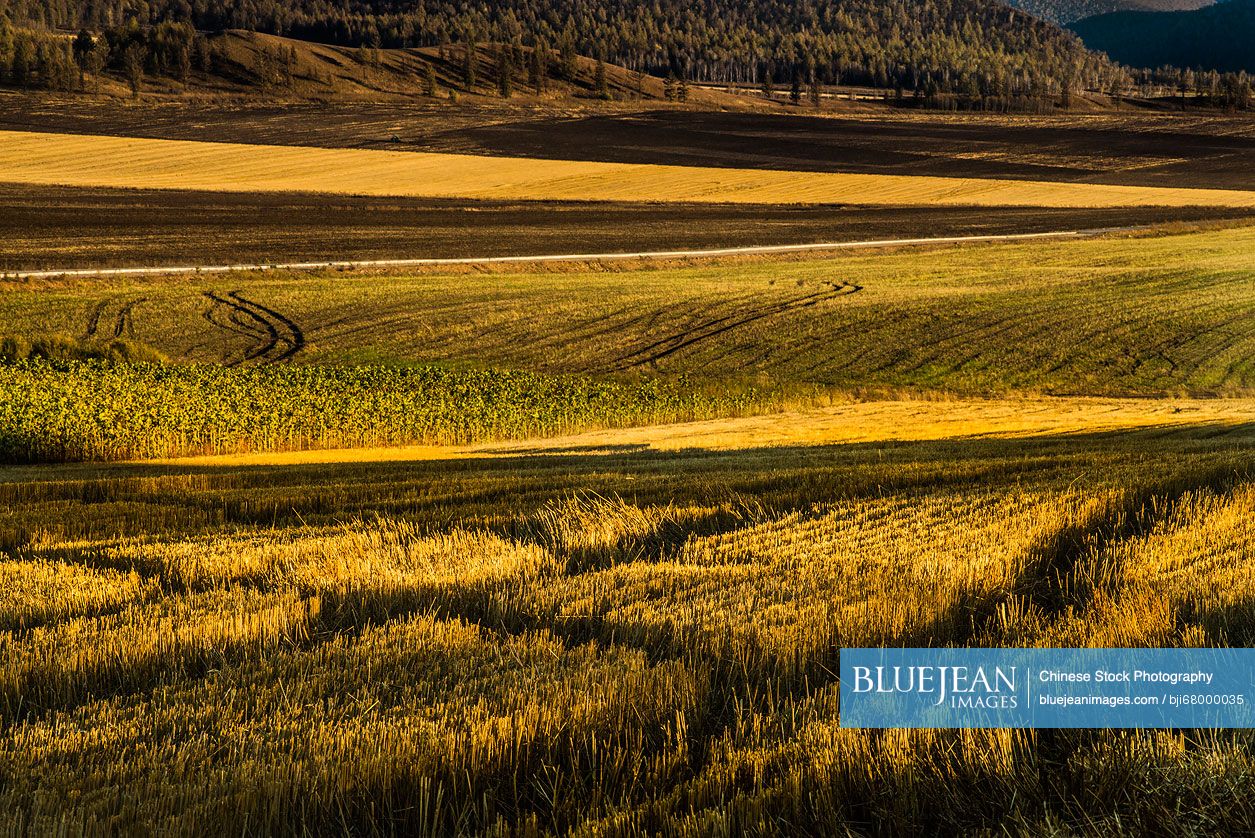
[0,16,220,92]
[0,0,1120,105]
[0,0,1249,110]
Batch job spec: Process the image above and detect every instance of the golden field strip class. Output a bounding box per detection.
[146,396,1255,468]
[4,129,1255,208]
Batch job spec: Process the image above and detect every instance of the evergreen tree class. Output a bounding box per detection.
[72,28,93,82]
[0,16,13,82]
[497,47,513,97]
[462,39,476,90]
[86,36,108,90]
[558,33,577,80]
[423,59,437,96]
[193,35,212,73]
[122,42,144,95]
[529,41,546,93]
[593,57,608,98]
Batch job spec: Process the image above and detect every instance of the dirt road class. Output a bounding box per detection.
[2,228,1112,280]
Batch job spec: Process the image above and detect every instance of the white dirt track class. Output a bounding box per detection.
[3,228,1123,280]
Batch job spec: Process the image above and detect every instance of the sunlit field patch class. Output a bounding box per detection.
[4,129,1255,208]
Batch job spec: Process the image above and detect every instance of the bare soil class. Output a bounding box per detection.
[2,183,1249,271]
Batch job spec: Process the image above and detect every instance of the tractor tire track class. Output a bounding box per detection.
[202,291,304,364]
[202,292,273,365]
[227,292,305,363]
[84,300,108,338]
[113,297,146,338]
[85,297,147,340]
[605,282,861,372]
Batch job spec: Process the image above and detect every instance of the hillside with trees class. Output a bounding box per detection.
[1071,0,1255,74]
[0,0,1124,108]
[0,25,739,104]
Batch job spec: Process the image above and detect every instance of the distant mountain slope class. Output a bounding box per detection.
[1009,0,1211,25]
[1070,0,1255,73]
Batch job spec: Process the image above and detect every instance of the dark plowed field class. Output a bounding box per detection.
[3,97,1253,190]
[422,111,1255,191]
[2,184,1249,271]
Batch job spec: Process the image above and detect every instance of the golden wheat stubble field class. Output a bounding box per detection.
[3,279,1255,830]
[2,398,1255,834]
[5,128,1255,208]
[3,130,1255,832]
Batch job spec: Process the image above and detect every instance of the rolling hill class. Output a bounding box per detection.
[5,0,1118,103]
[196,31,720,102]
[1070,0,1255,73]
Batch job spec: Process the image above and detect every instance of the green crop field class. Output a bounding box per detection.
[0,362,765,462]
[3,226,1254,397]
[2,225,1255,834]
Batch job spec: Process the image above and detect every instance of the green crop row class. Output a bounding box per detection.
[0,360,765,463]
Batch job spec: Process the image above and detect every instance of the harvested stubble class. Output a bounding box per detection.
[4,129,1255,208]
[1,410,1253,834]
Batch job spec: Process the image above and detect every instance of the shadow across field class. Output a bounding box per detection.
[3,420,1252,543]
[420,110,1255,190]
[4,100,1253,190]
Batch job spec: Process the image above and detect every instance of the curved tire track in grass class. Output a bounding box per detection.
[203,291,274,364]
[84,297,148,340]
[202,291,304,364]
[228,292,306,363]
[83,300,108,338]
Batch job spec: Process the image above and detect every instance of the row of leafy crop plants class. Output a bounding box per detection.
[0,360,767,462]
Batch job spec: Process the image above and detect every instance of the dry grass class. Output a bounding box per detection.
[4,129,1255,208]
[1038,484,1255,647]
[2,199,1254,831]
[1,407,1253,834]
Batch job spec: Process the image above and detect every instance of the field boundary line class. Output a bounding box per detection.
[0,229,1121,280]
